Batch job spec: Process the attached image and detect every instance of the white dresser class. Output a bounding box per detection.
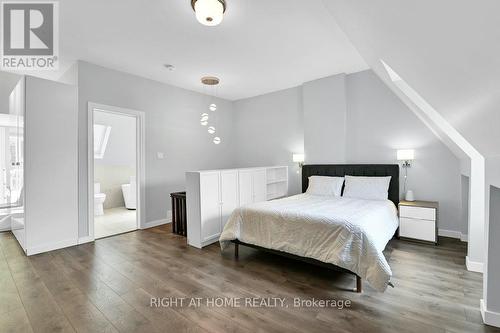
[398,200,439,245]
[186,166,288,248]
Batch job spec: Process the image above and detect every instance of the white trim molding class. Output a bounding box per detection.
[481,299,500,328]
[438,229,468,242]
[466,256,484,273]
[142,218,171,230]
[27,238,78,256]
[78,236,94,245]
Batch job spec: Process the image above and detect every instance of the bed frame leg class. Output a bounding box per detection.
[234,243,239,259]
[356,275,362,293]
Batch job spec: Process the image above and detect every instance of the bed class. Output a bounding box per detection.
[219,164,400,292]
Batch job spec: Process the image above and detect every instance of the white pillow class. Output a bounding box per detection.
[306,176,344,197]
[343,175,391,201]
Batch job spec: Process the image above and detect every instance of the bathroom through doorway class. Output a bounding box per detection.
[88,103,145,239]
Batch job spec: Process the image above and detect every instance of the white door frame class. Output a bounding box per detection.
[87,102,146,240]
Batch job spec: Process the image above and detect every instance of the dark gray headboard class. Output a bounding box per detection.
[302,164,400,206]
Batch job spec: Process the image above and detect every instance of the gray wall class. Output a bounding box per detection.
[233,87,304,195]
[77,61,236,237]
[345,70,462,233]
[233,69,463,234]
[303,74,346,164]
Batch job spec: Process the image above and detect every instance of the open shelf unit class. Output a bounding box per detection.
[266,166,288,200]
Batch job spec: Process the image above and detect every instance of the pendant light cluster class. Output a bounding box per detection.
[200,76,221,145]
[191,0,226,26]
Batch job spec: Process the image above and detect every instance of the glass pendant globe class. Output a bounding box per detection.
[213,136,221,144]
[200,113,209,126]
[194,0,224,26]
[209,103,217,112]
[208,126,216,134]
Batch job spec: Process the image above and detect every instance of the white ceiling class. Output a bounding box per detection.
[323,0,500,157]
[55,0,368,100]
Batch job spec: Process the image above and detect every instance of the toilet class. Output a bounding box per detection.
[94,183,106,216]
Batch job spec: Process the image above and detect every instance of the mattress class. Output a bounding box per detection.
[219,193,399,291]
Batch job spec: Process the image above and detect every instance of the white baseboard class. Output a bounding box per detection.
[438,229,468,242]
[481,299,500,327]
[78,236,94,244]
[142,218,171,229]
[27,238,78,256]
[466,255,484,273]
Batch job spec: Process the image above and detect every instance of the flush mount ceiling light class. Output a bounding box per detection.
[201,76,220,85]
[191,0,226,26]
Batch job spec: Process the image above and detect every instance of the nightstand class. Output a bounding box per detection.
[398,200,438,245]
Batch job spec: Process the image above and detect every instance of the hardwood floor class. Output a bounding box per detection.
[0,226,498,333]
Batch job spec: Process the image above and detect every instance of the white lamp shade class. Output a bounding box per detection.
[293,153,305,163]
[194,0,224,26]
[397,149,415,161]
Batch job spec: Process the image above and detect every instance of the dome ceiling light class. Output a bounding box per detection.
[191,0,226,26]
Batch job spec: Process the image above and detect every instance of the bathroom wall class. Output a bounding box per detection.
[93,110,136,209]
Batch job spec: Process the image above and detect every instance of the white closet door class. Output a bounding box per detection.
[200,172,221,242]
[239,170,253,206]
[220,170,239,230]
[253,169,267,203]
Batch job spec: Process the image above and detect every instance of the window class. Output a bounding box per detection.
[94,124,111,159]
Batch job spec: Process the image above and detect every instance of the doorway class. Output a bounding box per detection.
[88,103,145,239]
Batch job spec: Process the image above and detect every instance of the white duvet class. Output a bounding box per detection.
[219,194,399,292]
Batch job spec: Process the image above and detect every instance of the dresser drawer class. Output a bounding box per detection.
[399,217,436,242]
[400,205,436,221]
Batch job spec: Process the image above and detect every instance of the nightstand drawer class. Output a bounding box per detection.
[399,217,436,242]
[400,206,436,221]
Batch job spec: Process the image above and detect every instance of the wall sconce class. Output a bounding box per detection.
[397,149,415,201]
[293,153,305,168]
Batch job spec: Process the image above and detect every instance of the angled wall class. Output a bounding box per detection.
[345,71,462,233]
[322,0,498,325]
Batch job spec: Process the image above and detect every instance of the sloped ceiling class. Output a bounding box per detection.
[49,0,368,100]
[323,0,500,158]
